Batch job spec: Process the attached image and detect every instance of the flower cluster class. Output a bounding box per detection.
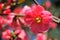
[0,0,53,40]
[2,29,27,40]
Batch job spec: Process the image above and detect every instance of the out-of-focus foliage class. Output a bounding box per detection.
[49,0,60,17]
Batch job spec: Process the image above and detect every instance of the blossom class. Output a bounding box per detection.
[2,29,27,40]
[36,33,46,40]
[15,30,28,40]
[13,7,21,14]
[24,5,52,34]
[13,0,16,2]
[6,13,14,25]
[5,6,10,9]
[2,30,11,40]
[0,16,6,30]
[7,0,12,5]
[44,0,51,9]
[5,13,20,29]
[0,3,4,10]
[3,9,11,14]
[9,19,21,29]
[50,22,57,29]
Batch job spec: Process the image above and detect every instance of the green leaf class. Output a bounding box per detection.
[11,31,16,38]
[17,0,25,4]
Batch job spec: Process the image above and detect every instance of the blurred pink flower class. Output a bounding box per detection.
[50,22,57,29]
[0,3,4,10]
[2,29,27,40]
[6,13,14,25]
[5,13,20,29]
[24,5,52,34]
[5,6,10,9]
[15,30,28,40]
[13,7,22,14]
[13,0,16,2]
[3,9,11,14]
[36,33,46,40]
[2,30,11,40]
[44,0,51,9]
[0,16,6,30]
[9,19,21,29]
[7,0,12,5]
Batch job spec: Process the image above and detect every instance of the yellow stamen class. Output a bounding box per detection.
[36,17,41,23]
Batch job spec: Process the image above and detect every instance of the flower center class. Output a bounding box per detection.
[35,17,41,23]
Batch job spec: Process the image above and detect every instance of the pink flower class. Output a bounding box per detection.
[2,30,11,40]
[0,16,5,25]
[50,22,57,29]
[14,29,21,35]
[36,33,46,40]
[3,9,11,14]
[13,0,16,2]
[9,19,21,30]
[0,3,4,10]
[2,29,27,40]
[5,13,21,29]
[24,5,52,34]
[44,0,51,9]
[0,16,6,30]
[15,30,28,40]
[5,6,10,9]
[7,0,12,5]
[6,13,14,25]
[13,7,21,14]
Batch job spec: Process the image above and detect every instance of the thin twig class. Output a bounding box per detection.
[33,0,40,5]
[52,16,60,23]
[0,14,24,17]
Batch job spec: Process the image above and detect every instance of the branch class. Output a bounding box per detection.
[52,16,60,23]
[33,0,40,5]
[0,14,24,17]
